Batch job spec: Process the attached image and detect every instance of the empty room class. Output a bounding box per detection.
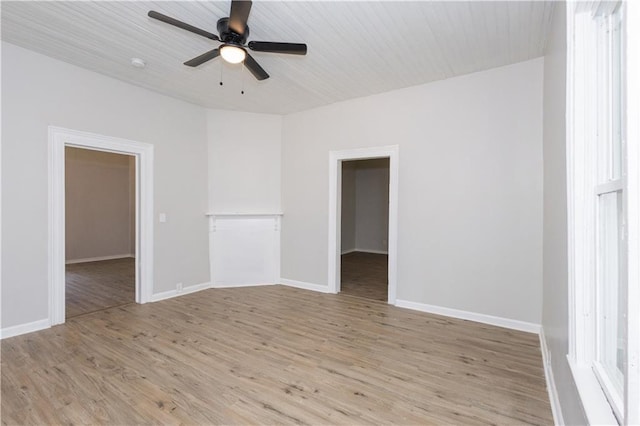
[65,147,137,318]
[1,1,638,425]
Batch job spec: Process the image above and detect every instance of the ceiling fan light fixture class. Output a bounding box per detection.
[220,44,246,64]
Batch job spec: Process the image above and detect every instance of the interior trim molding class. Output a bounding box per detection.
[150,282,212,303]
[65,254,135,265]
[0,318,50,340]
[539,327,564,426]
[48,126,154,326]
[395,299,541,334]
[353,248,388,255]
[280,279,333,294]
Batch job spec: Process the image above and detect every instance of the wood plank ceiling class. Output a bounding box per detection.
[1,1,555,115]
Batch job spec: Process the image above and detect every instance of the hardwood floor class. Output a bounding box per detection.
[341,251,388,301]
[66,258,135,319]
[1,285,552,425]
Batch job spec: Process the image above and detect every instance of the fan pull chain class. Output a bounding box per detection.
[219,62,224,86]
[241,61,246,95]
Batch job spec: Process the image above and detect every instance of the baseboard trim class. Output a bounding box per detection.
[341,249,389,255]
[354,248,389,255]
[395,299,541,334]
[150,282,212,303]
[280,278,334,294]
[66,254,134,265]
[540,328,564,426]
[211,282,276,289]
[0,318,51,340]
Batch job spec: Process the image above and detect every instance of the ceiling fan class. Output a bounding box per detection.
[148,0,307,81]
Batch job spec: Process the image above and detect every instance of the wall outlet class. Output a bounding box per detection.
[176,282,183,292]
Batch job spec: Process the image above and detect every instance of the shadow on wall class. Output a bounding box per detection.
[65,147,136,263]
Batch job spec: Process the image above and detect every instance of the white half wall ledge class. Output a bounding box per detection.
[539,327,565,426]
[280,279,334,294]
[149,282,212,303]
[0,318,51,340]
[206,212,284,217]
[395,299,541,334]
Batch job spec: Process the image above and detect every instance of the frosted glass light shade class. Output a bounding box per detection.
[220,45,246,64]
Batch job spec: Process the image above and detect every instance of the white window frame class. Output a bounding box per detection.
[567,1,640,424]
[623,1,640,422]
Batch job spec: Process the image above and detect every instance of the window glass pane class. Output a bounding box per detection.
[596,14,611,183]
[597,190,625,396]
[595,7,623,183]
[610,10,622,179]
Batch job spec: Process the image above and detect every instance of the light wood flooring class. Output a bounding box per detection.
[341,251,388,301]
[66,258,135,319]
[1,285,552,425]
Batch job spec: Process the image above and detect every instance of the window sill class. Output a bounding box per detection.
[568,357,618,425]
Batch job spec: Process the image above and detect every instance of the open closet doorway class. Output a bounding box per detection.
[340,158,390,301]
[49,126,154,326]
[65,147,136,318]
[328,145,399,304]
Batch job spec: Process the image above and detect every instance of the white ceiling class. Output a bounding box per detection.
[1,1,555,115]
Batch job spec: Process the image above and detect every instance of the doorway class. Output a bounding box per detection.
[340,158,390,301]
[49,127,154,325]
[65,147,136,318]
[328,145,399,304]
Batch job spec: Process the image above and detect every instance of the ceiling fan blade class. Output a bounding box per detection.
[244,53,269,81]
[248,41,307,55]
[228,0,252,36]
[148,11,219,41]
[184,48,220,67]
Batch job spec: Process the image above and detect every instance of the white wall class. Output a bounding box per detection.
[340,162,356,253]
[1,42,210,329]
[355,158,389,253]
[341,159,390,254]
[281,58,544,324]
[65,147,134,261]
[541,4,588,424]
[207,109,282,213]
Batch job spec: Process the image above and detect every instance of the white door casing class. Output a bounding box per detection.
[328,145,399,304]
[48,126,154,325]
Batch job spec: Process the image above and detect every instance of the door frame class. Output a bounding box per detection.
[328,145,399,304]
[48,126,154,325]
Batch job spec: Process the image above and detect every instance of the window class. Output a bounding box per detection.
[567,1,639,424]
[593,3,625,416]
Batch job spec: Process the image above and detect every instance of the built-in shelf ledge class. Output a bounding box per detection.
[206,213,283,233]
[206,212,283,217]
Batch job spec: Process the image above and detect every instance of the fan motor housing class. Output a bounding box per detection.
[217,17,249,44]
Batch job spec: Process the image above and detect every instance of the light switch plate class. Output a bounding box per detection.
[159,213,167,223]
